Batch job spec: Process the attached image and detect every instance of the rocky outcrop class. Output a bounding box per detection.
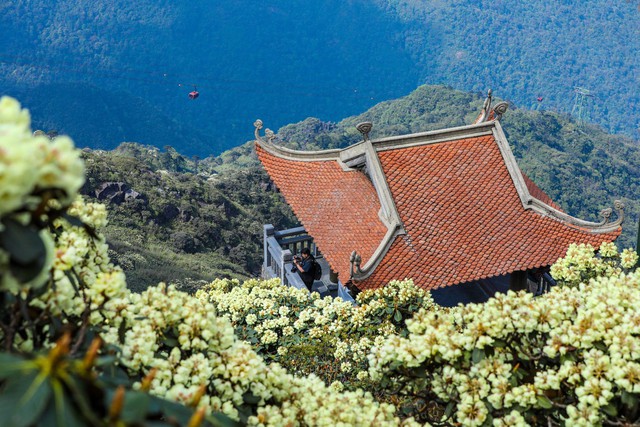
[95,182,146,205]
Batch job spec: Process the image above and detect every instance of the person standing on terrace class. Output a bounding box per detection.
[292,247,315,291]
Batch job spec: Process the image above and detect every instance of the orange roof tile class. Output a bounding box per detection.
[255,143,387,282]
[357,135,620,290]
[255,122,621,292]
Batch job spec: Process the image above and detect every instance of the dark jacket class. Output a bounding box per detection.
[292,255,315,289]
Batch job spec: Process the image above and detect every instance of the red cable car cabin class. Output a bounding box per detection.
[189,90,199,100]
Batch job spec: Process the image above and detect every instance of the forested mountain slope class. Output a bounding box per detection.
[81,144,296,291]
[2,1,638,155]
[373,0,640,138]
[1,0,419,154]
[8,83,218,153]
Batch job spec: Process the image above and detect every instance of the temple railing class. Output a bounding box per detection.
[263,224,354,302]
[263,224,315,289]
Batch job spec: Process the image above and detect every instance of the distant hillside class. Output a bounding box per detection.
[2,1,637,154]
[372,1,640,138]
[81,143,296,291]
[1,0,420,153]
[6,82,219,156]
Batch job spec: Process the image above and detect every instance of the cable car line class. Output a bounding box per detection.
[0,53,378,101]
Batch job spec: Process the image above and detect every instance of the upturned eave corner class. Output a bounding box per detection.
[253,119,341,162]
[474,89,510,124]
[349,220,405,282]
[492,121,624,234]
[253,118,277,146]
[530,198,625,234]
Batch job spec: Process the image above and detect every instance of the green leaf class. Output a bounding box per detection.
[120,390,151,423]
[493,339,507,348]
[162,337,179,347]
[536,395,553,409]
[484,411,493,426]
[98,364,131,388]
[0,353,35,379]
[8,252,47,284]
[118,319,128,344]
[0,371,51,427]
[58,373,102,426]
[444,401,456,419]
[158,398,195,425]
[601,403,618,417]
[40,380,84,427]
[621,391,637,409]
[411,364,427,378]
[0,219,46,266]
[242,391,261,405]
[472,348,485,364]
[93,355,118,367]
[60,213,84,228]
[594,341,607,352]
[393,309,402,322]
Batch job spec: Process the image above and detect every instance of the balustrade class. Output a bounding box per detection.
[263,224,353,301]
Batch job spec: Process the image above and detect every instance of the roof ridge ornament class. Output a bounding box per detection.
[474,89,509,123]
[254,119,276,144]
[598,200,625,227]
[350,250,363,278]
[356,122,373,141]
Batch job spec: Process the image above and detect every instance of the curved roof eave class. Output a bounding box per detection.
[254,117,624,288]
[253,119,343,163]
[491,121,624,233]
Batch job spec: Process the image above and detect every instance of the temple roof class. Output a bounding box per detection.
[254,103,623,292]
[255,142,388,283]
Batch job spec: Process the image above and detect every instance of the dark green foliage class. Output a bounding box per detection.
[81,145,297,292]
[0,341,237,427]
[0,218,48,283]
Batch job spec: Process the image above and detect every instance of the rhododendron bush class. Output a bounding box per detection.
[2,96,640,426]
[0,98,404,426]
[197,245,640,426]
[195,277,436,386]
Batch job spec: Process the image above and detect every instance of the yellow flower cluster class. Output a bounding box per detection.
[368,270,640,425]
[0,97,84,217]
[98,280,408,425]
[28,203,402,425]
[0,97,85,292]
[30,198,128,325]
[551,242,638,287]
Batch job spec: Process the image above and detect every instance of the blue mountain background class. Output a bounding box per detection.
[1,0,639,156]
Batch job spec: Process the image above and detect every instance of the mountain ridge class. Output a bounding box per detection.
[2,1,638,154]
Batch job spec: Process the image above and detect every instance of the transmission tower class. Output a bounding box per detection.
[571,86,595,126]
